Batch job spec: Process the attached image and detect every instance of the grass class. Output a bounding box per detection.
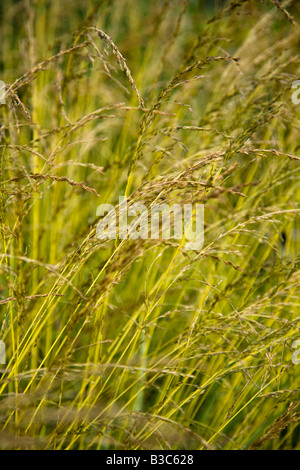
[0,0,299,450]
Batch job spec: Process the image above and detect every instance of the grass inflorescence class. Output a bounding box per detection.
[0,0,299,450]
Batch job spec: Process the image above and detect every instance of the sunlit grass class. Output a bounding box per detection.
[0,0,299,450]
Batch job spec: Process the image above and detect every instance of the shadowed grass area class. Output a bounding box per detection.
[0,0,299,450]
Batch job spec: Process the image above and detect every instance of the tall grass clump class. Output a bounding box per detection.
[0,0,299,450]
